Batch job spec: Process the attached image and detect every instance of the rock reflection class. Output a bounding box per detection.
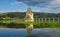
[26,24,33,34]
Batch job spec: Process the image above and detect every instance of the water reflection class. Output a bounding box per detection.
[26,32,59,37]
[26,28,60,37]
[25,23,33,34]
[26,34,50,37]
[0,28,60,37]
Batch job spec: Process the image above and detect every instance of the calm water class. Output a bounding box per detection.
[0,28,60,37]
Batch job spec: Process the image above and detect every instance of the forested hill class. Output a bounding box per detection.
[0,12,60,18]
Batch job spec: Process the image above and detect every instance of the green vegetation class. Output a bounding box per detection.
[0,12,60,28]
[0,12,60,18]
[0,20,60,28]
[14,22,60,28]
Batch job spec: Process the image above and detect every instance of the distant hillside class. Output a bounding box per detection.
[0,12,60,18]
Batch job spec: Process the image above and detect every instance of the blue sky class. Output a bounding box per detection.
[0,0,60,13]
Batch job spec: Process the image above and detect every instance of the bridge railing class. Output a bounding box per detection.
[34,18,60,22]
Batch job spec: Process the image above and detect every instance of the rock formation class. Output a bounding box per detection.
[24,8,34,33]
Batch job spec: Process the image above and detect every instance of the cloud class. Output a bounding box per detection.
[51,0,60,5]
[46,0,60,12]
[16,0,52,7]
[15,1,25,5]
[16,0,60,12]
[11,1,25,5]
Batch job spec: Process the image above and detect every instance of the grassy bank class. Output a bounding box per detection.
[0,20,60,28]
[15,22,60,28]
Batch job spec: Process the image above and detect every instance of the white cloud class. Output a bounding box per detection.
[48,0,60,7]
[51,0,60,4]
[15,1,25,5]
[11,1,25,5]
[42,0,60,13]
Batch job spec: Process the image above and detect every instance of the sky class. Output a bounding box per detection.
[0,0,60,13]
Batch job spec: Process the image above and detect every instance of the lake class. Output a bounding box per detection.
[0,28,60,37]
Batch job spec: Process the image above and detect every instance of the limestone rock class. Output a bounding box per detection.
[24,8,34,22]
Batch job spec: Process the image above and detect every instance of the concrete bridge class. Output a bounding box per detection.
[34,18,60,22]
